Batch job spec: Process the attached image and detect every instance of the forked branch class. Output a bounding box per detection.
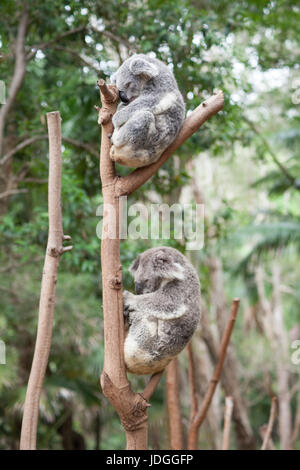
[97,82,224,450]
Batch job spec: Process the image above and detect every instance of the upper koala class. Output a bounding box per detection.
[123,247,201,375]
[110,54,185,168]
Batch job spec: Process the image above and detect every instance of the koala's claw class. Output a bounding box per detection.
[123,305,132,318]
[123,290,135,317]
[110,145,116,160]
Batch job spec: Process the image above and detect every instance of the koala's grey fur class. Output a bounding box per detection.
[110,54,185,168]
[123,247,201,375]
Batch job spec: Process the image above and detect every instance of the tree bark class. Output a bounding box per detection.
[188,299,239,449]
[187,338,221,450]
[166,358,184,450]
[96,80,224,449]
[261,397,277,450]
[222,396,233,450]
[20,111,72,450]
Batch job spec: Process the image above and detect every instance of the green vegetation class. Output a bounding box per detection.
[0,0,299,450]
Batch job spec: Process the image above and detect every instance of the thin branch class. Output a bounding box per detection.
[0,256,44,273]
[188,299,240,449]
[20,111,72,450]
[259,424,276,450]
[0,135,47,166]
[0,134,99,165]
[52,45,102,75]
[22,178,48,184]
[90,25,138,53]
[62,136,99,158]
[0,188,27,199]
[187,342,198,422]
[261,397,278,450]
[244,116,297,189]
[222,396,234,450]
[26,26,85,61]
[142,372,163,401]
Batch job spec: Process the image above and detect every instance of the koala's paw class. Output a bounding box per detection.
[123,290,135,318]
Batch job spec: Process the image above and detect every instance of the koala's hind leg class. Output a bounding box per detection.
[110,145,152,167]
[112,110,157,148]
[110,110,157,167]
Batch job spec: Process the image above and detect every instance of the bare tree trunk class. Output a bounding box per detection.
[166,358,184,449]
[20,111,72,450]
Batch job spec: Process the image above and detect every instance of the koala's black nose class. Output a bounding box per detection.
[119,90,129,103]
[135,282,144,295]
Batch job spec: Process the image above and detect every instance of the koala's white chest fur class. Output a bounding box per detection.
[153,92,177,115]
[124,333,172,375]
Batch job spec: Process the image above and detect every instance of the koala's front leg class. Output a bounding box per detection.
[123,290,142,323]
[127,291,186,321]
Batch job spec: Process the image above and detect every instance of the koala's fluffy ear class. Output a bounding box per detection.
[154,250,185,281]
[129,58,159,80]
[129,255,140,274]
[110,72,117,85]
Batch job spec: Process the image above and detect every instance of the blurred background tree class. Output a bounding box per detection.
[0,0,299,449]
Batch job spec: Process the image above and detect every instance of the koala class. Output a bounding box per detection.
[123,247,201,375]
[110,54,185,168]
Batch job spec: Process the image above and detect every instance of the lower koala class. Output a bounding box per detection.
[123,247,201,375]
